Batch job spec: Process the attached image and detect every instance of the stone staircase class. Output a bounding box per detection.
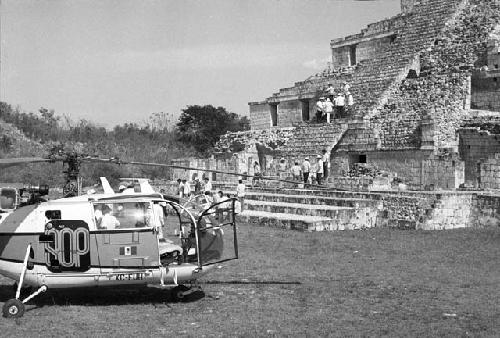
[280,122,348,159]
[212,180,497,231]
[213,180,429,231]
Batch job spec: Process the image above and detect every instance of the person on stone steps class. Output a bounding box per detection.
[315,97,326,123]
[290,161,302,182]
[325,83,336,102]
[322,149,330,181]
[334,92,346,118]
[252,161,262,187]
[302,157,311,185]
[315,155,324,185]
[324,98,334,123]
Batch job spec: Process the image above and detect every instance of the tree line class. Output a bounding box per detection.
[0,102,249,187]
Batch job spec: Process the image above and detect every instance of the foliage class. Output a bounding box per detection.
[176,105,250,154]
[0,102,195,186]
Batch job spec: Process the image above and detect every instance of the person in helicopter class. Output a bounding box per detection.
[99,205,120,229]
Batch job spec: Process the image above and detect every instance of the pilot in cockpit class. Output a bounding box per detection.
[99,205,120,230]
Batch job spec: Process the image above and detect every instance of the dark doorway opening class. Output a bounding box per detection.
[349,153,366,166]
[349,45,357,66]
[300,100,310,121]
[270,104,278,127]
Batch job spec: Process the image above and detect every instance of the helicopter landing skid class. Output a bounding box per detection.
[2,244,47,319]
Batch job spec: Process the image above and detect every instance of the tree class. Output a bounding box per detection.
[176,105,250,154]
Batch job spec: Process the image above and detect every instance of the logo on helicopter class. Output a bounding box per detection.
[41,220,91,272]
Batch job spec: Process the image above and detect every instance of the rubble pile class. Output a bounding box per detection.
[215,128,295,153]
[346,163,388,178]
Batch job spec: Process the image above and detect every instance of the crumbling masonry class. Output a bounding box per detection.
[220,0,500,191]
[172,0,500,231]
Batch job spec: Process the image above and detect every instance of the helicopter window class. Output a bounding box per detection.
[0,188,17,210]
[45,210,61,220]
[94,202,152,230]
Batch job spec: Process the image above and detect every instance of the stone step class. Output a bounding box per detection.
[247,186,425,202]
[236,210,333,231]
[236,210,374,231]
[245,199,357,218]
[243,191,376,208]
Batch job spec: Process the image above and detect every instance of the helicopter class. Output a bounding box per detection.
[0,153,240,318]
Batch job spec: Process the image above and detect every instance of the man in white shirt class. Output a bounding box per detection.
[325,83,336,102]
[100,205,120,230]
[290,162,302,181]
[334,93,346,118]
[324,98,334,123]
[315,97,326,123]
[182,179,191,198]
[301,158,311,185]
[315,155,324,185]
[236,179,246,211]
[203,177,212,193]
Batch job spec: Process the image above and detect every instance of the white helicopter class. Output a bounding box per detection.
[0,154,239,318]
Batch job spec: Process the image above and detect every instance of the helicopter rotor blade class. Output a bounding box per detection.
[0,157,53,168]
[81,157,329,189]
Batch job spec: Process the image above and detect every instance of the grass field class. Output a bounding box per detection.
[1,224,500,337]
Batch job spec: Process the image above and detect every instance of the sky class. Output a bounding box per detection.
[0,0,401,127]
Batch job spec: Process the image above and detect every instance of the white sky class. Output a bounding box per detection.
[0,0,401,127]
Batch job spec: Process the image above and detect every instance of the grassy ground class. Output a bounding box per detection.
[1,224,499,337]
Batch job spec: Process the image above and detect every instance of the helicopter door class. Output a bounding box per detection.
[93,201,160,269]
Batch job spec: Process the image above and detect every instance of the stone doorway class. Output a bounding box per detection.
[300,99,310,121]
[270,104,278,127]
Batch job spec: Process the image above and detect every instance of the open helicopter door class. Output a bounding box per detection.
[92,199,160,273]
[194,197,239,268]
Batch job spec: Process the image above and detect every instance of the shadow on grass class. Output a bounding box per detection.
[0,284,205,310]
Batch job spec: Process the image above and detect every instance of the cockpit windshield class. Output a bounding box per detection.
[94,201,153,230]
[0,188,17,210]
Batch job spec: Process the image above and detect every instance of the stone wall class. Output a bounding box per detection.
[478,154,500,190]
[331,46,352,69]
[276,100,303,127]
[471,72,500,111]
[249,102,271,130]
[356,36,395,65]
[458,127,500,185]
[331,149,464,190]
[487,25,500,69]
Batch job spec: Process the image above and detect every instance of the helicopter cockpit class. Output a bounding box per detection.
[93,201,154,230]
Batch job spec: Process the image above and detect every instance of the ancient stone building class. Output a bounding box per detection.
[238,0,500,190]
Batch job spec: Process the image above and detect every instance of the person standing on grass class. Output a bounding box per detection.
[302,157,311,185]
[236,179,246,212]
[194,177,202,194]
[178,179,185,198]
[203,177,212,194]
[182,179,191,198]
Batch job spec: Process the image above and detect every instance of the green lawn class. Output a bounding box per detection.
[1,224,499,337]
